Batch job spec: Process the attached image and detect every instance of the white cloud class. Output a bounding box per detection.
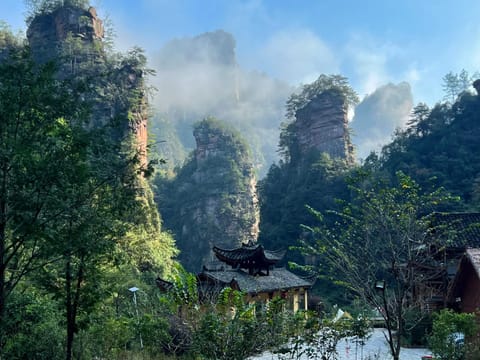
[350,82,413,160]
[344,33,402,95]
[259,29,339,85]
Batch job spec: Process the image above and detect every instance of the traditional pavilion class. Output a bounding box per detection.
[197,242,314,312]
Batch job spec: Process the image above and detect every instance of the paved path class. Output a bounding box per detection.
[249,328,432,360]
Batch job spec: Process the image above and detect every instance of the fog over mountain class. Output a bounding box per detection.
[350,82,414,161]
[149,30,292,175]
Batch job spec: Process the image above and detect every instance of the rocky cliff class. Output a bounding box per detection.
[150,30,291,177]
[294,90,354,164]
[19,2,176,274]
[27,5,104,66]
[157,118,259,272]
[26,4,147,165]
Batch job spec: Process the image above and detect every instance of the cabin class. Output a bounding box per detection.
[197,242,314,312]
[448,248,480,313]
[416,212,480,312]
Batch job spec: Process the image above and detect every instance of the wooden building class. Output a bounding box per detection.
[197,242,313,312]
[416,212,480,312]
[448,248,480,313]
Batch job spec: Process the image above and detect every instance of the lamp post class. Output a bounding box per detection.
[374,280,388,323]
[375,280,397,358]
[128,286,143,349]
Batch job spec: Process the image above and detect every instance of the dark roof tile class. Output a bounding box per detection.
[199,268,312,294]
[428,212,480,248]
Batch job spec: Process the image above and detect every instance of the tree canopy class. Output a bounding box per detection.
[285,74,359,120]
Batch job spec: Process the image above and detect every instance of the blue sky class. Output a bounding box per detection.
[2,0,480,105]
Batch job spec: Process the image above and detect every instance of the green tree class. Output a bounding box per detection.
[285,74,359,120]
[406,102,431,137]
[429,309,478,360]
[25,0,90,20]
[0,48,94,347]
[442,69,479,103]
[297,171,457,360]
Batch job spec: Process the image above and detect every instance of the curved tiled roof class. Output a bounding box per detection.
[427,212,480,248]
[213,243,286,267]
[200,268,313,294]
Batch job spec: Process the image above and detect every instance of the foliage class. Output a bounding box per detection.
[259,152,352,268]
[156,117,256,271]
[0,21,21,57]
[0,47,96,347]
[442,69,479,103]
[276,314,356,360]
[0,5,179,358]
[429,309,478,360]
[296,171,457,360]
[192,288,260,360]
[376,84,480,210]
[285,74,359,120]
[2,290,64,359]
[25,0,91,23]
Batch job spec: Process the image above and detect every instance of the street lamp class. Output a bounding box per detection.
[375,280,386,292]
[128,286,143,349]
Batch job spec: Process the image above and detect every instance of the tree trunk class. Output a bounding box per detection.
[65,253,85,360]
[0,172,7,351]
[66,255,73,360]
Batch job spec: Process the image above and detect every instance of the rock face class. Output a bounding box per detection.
[294,91,354,164]
[157,30,236,68]
[26,4,147,165]
[160,119,259,272]
[27,6,104,65]
[151,29,292,177]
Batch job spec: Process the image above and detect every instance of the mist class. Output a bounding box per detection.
[147,29,417,172]
[350,82,413,161]
[148,30,292,176]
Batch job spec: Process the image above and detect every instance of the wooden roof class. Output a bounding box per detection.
[213,243,286,268]
[447,248,480,304]
[465,248,480,279]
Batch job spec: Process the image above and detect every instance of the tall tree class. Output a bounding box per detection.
[0,48,92,346]
[297,171,456,360]
[441,69,479,103]
[285,74,359,120]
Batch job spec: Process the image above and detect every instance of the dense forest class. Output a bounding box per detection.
[2,1,480,359]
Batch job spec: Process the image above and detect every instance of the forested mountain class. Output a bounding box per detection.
[149,30,292,176]
[371,87,480,209]
[258,73,480,309]
[260,73,480,261]
[155,118,259,272]
[259,75,357,259]
[0,2,177,358]
[4,1,480,358]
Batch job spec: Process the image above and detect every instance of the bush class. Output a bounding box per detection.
[429,309,478,360]
[2,291,64,359]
